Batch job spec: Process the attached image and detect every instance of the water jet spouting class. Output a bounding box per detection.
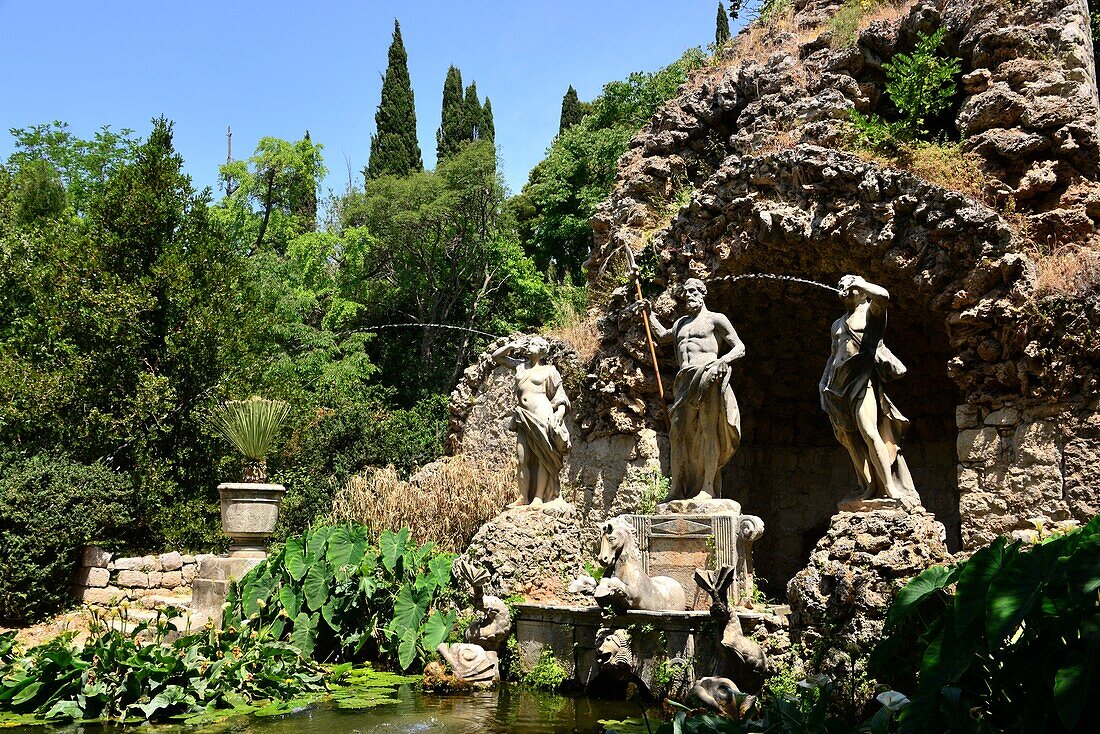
[358,322,503,340]
[709,273,840,293]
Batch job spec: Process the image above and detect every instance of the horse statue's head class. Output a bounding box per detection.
[597,517,637,569]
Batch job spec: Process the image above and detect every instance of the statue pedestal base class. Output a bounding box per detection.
[621,508,764,611]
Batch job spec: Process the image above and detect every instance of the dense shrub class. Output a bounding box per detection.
[225,524,456,671]
[0,454,136,623]
[872,516,1100,733]
[0,612,413,725]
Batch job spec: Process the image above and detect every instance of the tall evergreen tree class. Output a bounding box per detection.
[559,85,584,134]
[480,98,495,145]
[366,19,422,179]
[715,2,731,46]
[463,82,483,140]
[435,65,465,162]
[292,131,319,234]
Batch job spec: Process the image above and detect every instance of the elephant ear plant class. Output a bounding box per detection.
[208,397,291,482]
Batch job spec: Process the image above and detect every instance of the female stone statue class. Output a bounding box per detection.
[492,336,571,507]
[820,275,920,509]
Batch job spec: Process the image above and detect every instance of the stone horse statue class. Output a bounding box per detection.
[596,517,687,612]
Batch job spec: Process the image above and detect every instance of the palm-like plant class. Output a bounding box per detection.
[207,397,291,482]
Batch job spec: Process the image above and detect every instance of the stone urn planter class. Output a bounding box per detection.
[218,482,285,558]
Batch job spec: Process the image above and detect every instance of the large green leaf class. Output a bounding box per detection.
[418,553,455,594]
[391,583,430,633]
[986,540,1062,644]
[1053,651,1090,730]
[285,537,308,582]
[304,563,331,611]
[420,610,457,652]
[242,573,275,618]
[279,584,301,619]
[306,526,333,562]
[380,528,410,575]
[397,626,419,671]
[952,538,1011,637]
[326,526,364,568]
[11,681,42,708]
[885,564,960,631]
[1067,536,1100,597]
[290,611,319,657]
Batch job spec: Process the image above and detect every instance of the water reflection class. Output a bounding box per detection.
[14,686,639,734]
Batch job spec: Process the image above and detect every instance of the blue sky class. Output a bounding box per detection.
[0,1,754,197]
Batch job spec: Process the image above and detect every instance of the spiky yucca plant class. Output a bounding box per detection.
[207,397,291,482]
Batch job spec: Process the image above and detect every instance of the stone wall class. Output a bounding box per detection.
[956,399,1100,546]
[73,546,204,609]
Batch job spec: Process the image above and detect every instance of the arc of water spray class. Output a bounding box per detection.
[359,322,503,340]
[710,272,841,293]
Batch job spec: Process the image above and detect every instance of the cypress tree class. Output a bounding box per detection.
[463,82,483,140]
[559,85,584,134]
[715,2,731,46]
[367,19,423,179]
[480,98,495,145]
[435,65,465,162]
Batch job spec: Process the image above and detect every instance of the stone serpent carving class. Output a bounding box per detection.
[454,558,512,650]
[436,643,499,687]
[596,517,687,612]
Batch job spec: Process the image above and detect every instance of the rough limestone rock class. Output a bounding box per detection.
[456,506,587,601]
[786,509,951,672]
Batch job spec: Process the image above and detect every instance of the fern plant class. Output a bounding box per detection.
[882,28,961,135]
[208,396,291,482]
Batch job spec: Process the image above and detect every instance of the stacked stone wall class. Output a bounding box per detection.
[73,546,206,609]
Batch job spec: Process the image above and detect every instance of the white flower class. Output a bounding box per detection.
[876,690,910,712]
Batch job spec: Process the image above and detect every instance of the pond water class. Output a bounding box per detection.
[10,686,643,734]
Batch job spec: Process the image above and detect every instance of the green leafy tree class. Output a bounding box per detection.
[10,159,66,224]
[366,20,423,179]
[217,134,325,252]
[519,49,706,281]
[340,141,549,393]
[435,65,465,162]
[558,85,585,134]
[1,118,263,551]
[716,2,731,46]
[5,122,138,215]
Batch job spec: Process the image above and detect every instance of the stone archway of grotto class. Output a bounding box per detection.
[450,0,1100,597]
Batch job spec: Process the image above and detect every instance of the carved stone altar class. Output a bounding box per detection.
[622,506,764,610]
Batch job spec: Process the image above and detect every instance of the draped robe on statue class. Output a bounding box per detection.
[669,362,741,500]
[820,307,917,502]
[509,369,571,502]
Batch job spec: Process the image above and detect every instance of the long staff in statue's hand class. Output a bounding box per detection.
[618,247,670,432]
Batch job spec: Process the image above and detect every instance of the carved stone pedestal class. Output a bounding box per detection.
[623,506,764,610]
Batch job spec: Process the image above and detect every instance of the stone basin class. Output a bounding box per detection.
[217,482,285,557]
[514,602,788,695]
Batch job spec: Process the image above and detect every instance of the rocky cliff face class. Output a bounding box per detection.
[450,0,1100,591]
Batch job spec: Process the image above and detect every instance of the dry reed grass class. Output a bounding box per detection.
[544,301,602,362]
[1030,244,1100,299]
[327,454,514,553]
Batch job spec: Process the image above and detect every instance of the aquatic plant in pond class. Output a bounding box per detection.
[224,523,457,671]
